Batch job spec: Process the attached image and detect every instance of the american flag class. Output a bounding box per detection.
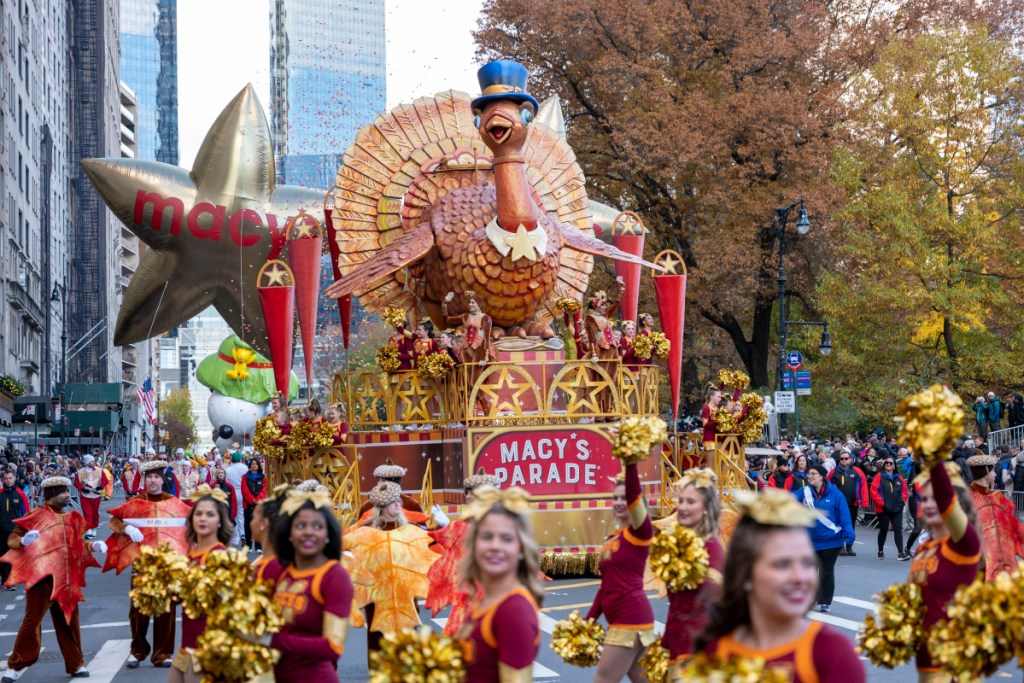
[138,378,158,425]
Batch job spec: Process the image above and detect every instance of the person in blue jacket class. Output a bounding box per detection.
[794,464,855,614]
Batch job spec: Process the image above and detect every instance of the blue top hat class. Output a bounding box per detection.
[471,60,540,113]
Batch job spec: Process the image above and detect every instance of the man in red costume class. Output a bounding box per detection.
[966,453,1024,579]
[104,460,191,669]
[120,457,142,498]
[0,475,106,681]
[73,454,109,539]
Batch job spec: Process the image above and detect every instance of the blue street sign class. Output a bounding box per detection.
[782,371,811,390]
[786,350,804,370]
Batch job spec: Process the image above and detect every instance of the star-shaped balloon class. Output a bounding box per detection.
[81,84,323,357]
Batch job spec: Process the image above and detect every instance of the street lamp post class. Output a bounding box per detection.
[775,198,833,441]
[51,282,67,456]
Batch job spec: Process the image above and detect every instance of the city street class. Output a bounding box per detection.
[0,498,1017,681]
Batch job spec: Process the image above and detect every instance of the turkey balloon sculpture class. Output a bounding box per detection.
[324,61,663,334]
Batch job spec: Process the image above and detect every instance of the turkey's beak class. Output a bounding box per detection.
[484,112,514,145]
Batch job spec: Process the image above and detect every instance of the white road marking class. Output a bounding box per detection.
[809,611,862,631]
[83,639,131,683]
[13,597,22,602]
[3,606,12,611]
[432,617,560,679]
[833,596,876,611]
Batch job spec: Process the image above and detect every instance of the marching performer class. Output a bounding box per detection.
[249,485,290,578]
[356,460,427,523]
[73,454,108,539]
[694,488,864,682]
[0,475,106,681]
[665,468,724,677]
[121,458,143,498]
[169,485,233,683]
[456,486,542,683]
[587,459,656,683]
[261,488,353,681]
[178,460,201,500]
[908,461,981,681]
[965,453,1024,580]
[105,460,191,669]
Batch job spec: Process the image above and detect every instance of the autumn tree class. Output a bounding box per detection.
[816,25,1024,422]
[159,387,197,454]
[476,0,847,390]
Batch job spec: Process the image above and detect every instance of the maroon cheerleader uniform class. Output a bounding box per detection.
[706,621,864,682]
[463,586,539,683]
[173,542,226,672]
[665,534,724,664]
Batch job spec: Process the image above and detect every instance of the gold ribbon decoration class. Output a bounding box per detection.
[188,484,230,506]
[733,488,820,528]
[464,486,532,521]
[676,467,718,491]
[279,489,333,518]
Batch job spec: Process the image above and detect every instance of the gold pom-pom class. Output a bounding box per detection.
[312,421,336,451]
[195,628,279,682]
[377,345,401,373]
[648,525,709,593]
[649,332,670,360]
[639,636,669,682]
[713,407,740,435]
[737,392,768,444]
[186,549,283,682]
[253,415,284,460]
[896,384,964,466]
[369,626,467,682]
[681,652,790,682]
[929,567,1024,678]
[284,420,314,458]
[129,543,188,616]
[718,369,750,391]
[556,297,582,314]
[612,416,669,465]
[380,306,407,328]
[856,581,924,668]
[550,610,605,668]
[417,352,456,379]
[632,333,654,360]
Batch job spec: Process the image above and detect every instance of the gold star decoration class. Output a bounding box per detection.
[653,249,685,275]
[504,225,544,262]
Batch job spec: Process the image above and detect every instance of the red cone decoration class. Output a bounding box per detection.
[611,211,646,324]
[323,191,352,350]
[652,250,688,423]
[256,260,296,399]
[287,212,323,387]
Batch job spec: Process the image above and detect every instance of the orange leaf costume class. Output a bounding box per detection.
[426,519,478,636]
[343,524,437,634]
[1,506,100,623]
[969,482,1024,580]
[103,495,192,574]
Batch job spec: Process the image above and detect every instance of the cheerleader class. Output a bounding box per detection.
[621,320,641,368]
[665,468,724,677]
[907,461,980,682]
[250,485,290,578]
[262,488,352,682]
[695,488,864,682]
[586,460,655,683]
[325,405,348,445]
[169,485,233,683]
[305,399,324,428]
[413,321,439,364]
[457,486,542,682]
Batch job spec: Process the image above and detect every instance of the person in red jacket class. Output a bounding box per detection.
[827,451,868,555]
[241,460,267,554]
[783,454,810,491]
[121,459,143,499]
[869,456,909,560]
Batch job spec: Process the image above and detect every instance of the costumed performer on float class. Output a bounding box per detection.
[73,454,109,540]
[443,291,493,416]
[356,459,429,524]
[587,455,656,682]
[637,313,656,366]
[965,453,1024,580]
[325,404,349,445]
[195,335,299,453]
[122,458,143,498]
[169,485,233,683]
[700,382,742,455]
[584,278,626,417]
[620,320,640,368]
[0,474,107,681]
[426,467,500,636]
[384,308,416,374]
[105,460,191,670]
[693,488,864,682]
[455,486,542,683]
[663,468,724,677]
[257,488,353,682]
[413,321,439,364]
[346,482,438,661]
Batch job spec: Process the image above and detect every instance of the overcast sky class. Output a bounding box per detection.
[177,0,485,167]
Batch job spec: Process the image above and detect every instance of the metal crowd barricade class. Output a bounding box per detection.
[987,424,1024,452]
